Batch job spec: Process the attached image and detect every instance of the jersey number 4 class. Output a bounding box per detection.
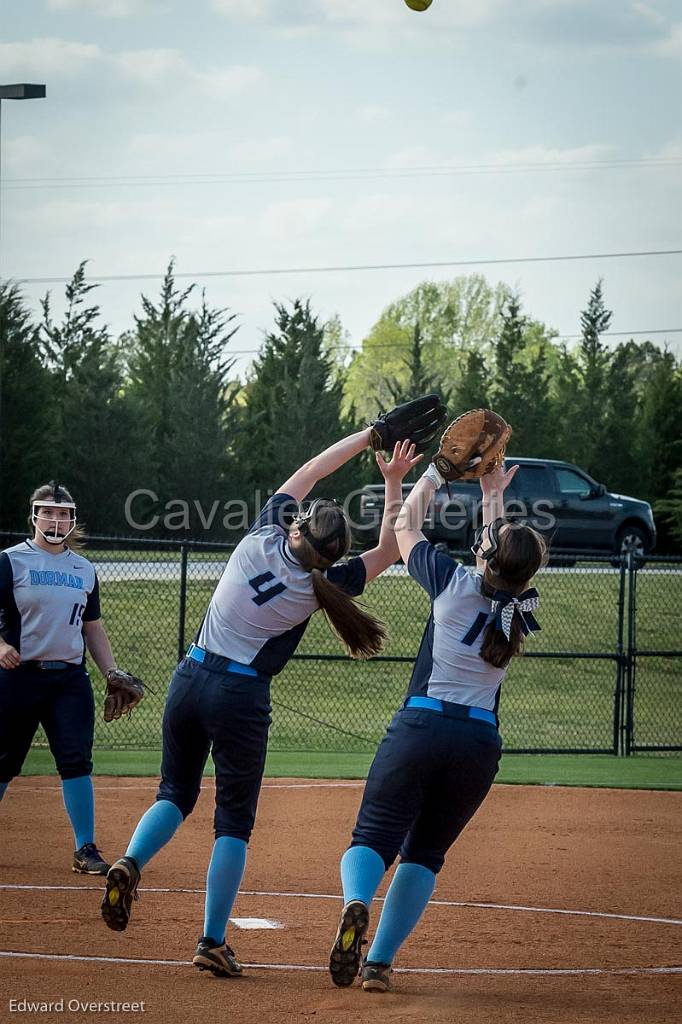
[248,572,287,606]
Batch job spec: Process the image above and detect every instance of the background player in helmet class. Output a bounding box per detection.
[99,397,444,978]
[0,482,141,875]
[329,453,547,992]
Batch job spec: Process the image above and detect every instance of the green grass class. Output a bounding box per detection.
[21,747,682,790]
[60,562,680,757]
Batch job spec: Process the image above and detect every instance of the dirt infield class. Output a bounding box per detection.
[1,777,680,1023]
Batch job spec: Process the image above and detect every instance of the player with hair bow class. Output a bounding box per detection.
[329,446,548,993]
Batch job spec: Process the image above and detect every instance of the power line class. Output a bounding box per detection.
[223,328,682,357]
[3,157,681,191]
[13,248,682,287]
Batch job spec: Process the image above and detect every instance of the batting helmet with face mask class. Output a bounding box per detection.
[31,480,78,545]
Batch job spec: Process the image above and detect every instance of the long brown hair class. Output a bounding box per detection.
[290,501,387,660]
[479,523,547,668]
[28,483,86,553]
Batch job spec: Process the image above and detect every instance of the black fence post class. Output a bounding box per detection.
[624,549,637,757]
[178,543,189,663]
[613,553,627,755]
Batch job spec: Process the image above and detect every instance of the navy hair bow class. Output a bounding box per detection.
[490,588,541,641]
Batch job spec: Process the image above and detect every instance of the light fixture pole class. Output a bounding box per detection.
[0,83,46,525]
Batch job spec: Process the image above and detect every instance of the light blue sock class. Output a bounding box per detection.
[0,782,8,802]
[203,836,248,943]
[125,799,183,870]
[62,776,95,849]
[340,845,386,907]
[367,862,436,965]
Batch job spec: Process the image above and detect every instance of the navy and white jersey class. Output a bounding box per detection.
[197,493,366,677]
[0,541,101,664]
[406,540,506,711]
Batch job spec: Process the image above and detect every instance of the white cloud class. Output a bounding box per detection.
[0,38,265,99]
[652,22,682,56]
[114,48,186,84]
[0,38,102,77]
[631,2,667,27]
[210,0,503,32]
[114,48,264,97]
[46,0,158,15]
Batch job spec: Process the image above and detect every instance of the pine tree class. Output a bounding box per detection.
[450,348,489,412]
[125,261,240,534]
[575,279,613,474]
[39,263,137,534]
[491,294,552,456]
[235,298,352,506]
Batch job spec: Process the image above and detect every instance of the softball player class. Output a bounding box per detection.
[329,457,547,992]
[100,427,423,978]
[0,483,124,874]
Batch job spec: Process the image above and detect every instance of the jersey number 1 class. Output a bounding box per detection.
[249,572,286,606]
[69,603,86,627]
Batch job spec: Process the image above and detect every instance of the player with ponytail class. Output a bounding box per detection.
[99,399,443,979]
[329,459,547,993]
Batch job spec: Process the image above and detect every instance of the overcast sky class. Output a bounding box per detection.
[2,0,681,373]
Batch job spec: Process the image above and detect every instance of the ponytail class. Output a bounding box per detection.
[478,522,548,669]
[310,568,387,660]
[289,499,387,659]
[479,612,525,669]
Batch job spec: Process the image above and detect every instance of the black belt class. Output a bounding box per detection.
[23,660,74,671]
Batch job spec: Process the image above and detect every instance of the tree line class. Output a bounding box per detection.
[1,261,680,551]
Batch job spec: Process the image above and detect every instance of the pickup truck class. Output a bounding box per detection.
[355,457,656,557]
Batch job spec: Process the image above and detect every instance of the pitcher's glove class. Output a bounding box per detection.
[433,409,512,481]
[103,668,145,722]
[369,394,447,454]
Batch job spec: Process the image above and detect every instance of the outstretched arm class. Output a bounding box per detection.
[361,441,423,582]
[476,464,518,571]
[277,429,371,503]
[394,465,442,565]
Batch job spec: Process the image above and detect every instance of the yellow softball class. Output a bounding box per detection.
[404,0,433,10]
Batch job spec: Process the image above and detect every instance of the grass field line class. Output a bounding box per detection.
[3,884,680,927]
[0,950,680,976]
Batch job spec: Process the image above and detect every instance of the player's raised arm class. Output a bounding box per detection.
[360,441,424,582]
[276,394,447,503]
[277,428,372,503]
[475,464,519,572]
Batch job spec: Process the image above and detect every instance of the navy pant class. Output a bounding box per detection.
[157,657,272,841]
[0,664,94,782]
[351,706,502,874]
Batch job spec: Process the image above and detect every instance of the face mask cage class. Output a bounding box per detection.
[471,516,509,569]
[32,500,77,545]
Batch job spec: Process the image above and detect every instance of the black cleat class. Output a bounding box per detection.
[329,900,370,987]
[100,856,140,932]
[73,843,110,876]
[361,960,393,992]
[193,937,243,977]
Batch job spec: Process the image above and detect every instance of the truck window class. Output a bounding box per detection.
[555,468,592,497]
[508,465,554,496]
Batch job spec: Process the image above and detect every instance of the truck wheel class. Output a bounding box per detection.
[611,525,649,567]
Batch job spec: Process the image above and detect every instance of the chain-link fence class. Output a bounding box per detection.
[1,532,679,756]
